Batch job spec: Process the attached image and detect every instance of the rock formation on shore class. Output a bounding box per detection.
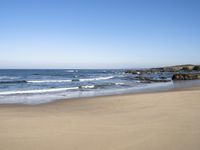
[125,64,200,81]
[125,64,200,74]
[172,74,200,80]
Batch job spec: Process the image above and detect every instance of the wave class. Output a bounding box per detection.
[0,87,79,95]
[66,70,78,73]
[0,76,19,80]
[27,80,71,83]
[0,76,9,79]
[0,80,27,84]
[66,70,74,73]
[80,85,95,89]
[27,76,113,83]
[0,76,114,85]
[79,76,114,82]
[115,82,125,85]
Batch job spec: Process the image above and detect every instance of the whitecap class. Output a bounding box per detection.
[80,85,95,89]
[79,76,113,82]
[66,70,74,73]
[115,82,125,85]
[0,87,79,95]
[27,80,72,83]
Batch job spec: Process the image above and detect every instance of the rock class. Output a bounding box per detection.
[125,64,200,75]
[193,66,200,71]
[172,74,200,80]
[134,76,171,83]
[134,76,146,80]
[146,79,171,82]
[125,70,142,74]
[181,67,190,71]
[125,70,138,74]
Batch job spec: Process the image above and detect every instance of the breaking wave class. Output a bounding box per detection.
[0,87,79,95]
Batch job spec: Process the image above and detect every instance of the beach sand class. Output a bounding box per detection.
[0,88,200,150]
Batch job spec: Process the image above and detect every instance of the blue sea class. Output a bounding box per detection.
[0,69,199,104]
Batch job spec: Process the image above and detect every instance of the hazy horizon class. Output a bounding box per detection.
[1,0,200,69]
[0,63,199,70]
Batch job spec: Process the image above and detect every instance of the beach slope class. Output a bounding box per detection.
[0,89,200,150]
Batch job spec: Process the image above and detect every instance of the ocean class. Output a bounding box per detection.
[0,69,199,104]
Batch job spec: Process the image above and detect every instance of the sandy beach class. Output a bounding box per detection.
[0,88,200,150]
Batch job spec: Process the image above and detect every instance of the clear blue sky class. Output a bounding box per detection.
[0,0,200,69]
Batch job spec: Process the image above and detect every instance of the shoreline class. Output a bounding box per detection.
[1,83,200,107]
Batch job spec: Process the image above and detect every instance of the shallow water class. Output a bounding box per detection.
[0,69,199,104]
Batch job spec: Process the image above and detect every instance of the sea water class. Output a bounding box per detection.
[0,69,199,104]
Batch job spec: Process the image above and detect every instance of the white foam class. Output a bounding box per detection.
[81,85,95,89]
[66,70,74,72]
[0,76,19,80]
[115,82,125,85]
[27,76,113,83]
[0,87,79,95]
[27,80,71,83]
[79,76,113,82]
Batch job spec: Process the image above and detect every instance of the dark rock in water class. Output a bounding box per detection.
[147,79,171,82]
[134,76,146,80]
[193,66,200,71]
[180,67,190,72]
[135,76,171,83]
[125,70,141,74]
[172,74,200,80]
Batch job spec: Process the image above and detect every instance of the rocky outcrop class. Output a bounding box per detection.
[193,66,200,71]
[125,70,141,74]
[125,64,200,81]
[172,74,200,80]
[125,64,200,75]
[134,76,171,83]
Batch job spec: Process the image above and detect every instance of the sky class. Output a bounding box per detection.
[0,0,200,69]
